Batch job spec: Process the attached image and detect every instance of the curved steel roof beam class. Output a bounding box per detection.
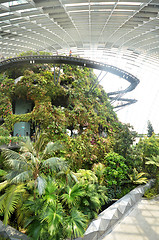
[34,0,83,48]
[103,0,153,48]
[128,35,159,48]
[97,1,119,45]
[0,2,76,50]
[1,17,71,49]
[117,18,159,49]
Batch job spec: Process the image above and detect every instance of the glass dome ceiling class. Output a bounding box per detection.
[1,0,159,133]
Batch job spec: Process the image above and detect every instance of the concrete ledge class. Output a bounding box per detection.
[0,221,29,240]
[77,180,153,240]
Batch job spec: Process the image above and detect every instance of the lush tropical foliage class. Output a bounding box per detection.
[0,133,108,239]
[0,51,157,239]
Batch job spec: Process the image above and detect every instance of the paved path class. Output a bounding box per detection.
[102,198,159,240]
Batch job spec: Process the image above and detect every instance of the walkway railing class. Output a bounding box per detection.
[76,180,153,240]
[0,55,140,108]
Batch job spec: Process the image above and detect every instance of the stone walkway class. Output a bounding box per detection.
[102,198,159,240]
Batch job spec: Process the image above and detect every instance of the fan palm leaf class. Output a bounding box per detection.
[43,181,58,204]
[66,208,87,238]
[41,204,64,236]
[62,183,85,208]
[25,217,43,240]
[0,132,68,226]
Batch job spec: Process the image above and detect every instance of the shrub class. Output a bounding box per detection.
[104,152,128,188]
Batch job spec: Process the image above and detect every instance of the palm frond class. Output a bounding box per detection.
[43,157,67,172]
[70,172,78,183]
[43,141,63,156]
[89,195,101,208]
[34,131,48,155]
[62,184,84,207]
[41,204,64,236]
[3,184,26,225]
[66,208,87,238]
[57,170,78,185]
[43,181,58,204]
[16,190,30,226]
[23,197,43,216]
[20,138,35,155]
[0,192,8,214]
[37,176,46,196]
[21,152,37,167]
[0,181,8,191]
[8,170,31,183]
[1,148,26,166]
[25,217,43,240]
[0,169,7,177]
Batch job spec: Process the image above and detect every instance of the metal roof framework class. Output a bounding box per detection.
[0,0,159,80]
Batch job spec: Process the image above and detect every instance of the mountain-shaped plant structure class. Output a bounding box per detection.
[0,55,136,170]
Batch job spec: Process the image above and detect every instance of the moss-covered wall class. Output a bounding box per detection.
[0,61,136,169]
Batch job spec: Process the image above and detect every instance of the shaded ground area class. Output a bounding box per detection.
[102,198,159,240]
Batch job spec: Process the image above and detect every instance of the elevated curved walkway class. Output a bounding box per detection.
[102,198,159,240]
[109,97,137,109]
[0,55,140,108]
[76,181,154,240]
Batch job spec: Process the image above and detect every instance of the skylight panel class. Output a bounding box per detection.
[2,0,27,7]
[16,8,38,13]
[69,9,135,13]
[65,3,88,7]
[65,2,142,7]
[0,12,11,17]
[118,2,142,6]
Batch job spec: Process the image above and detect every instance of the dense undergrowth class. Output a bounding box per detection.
[0,51,158,239]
